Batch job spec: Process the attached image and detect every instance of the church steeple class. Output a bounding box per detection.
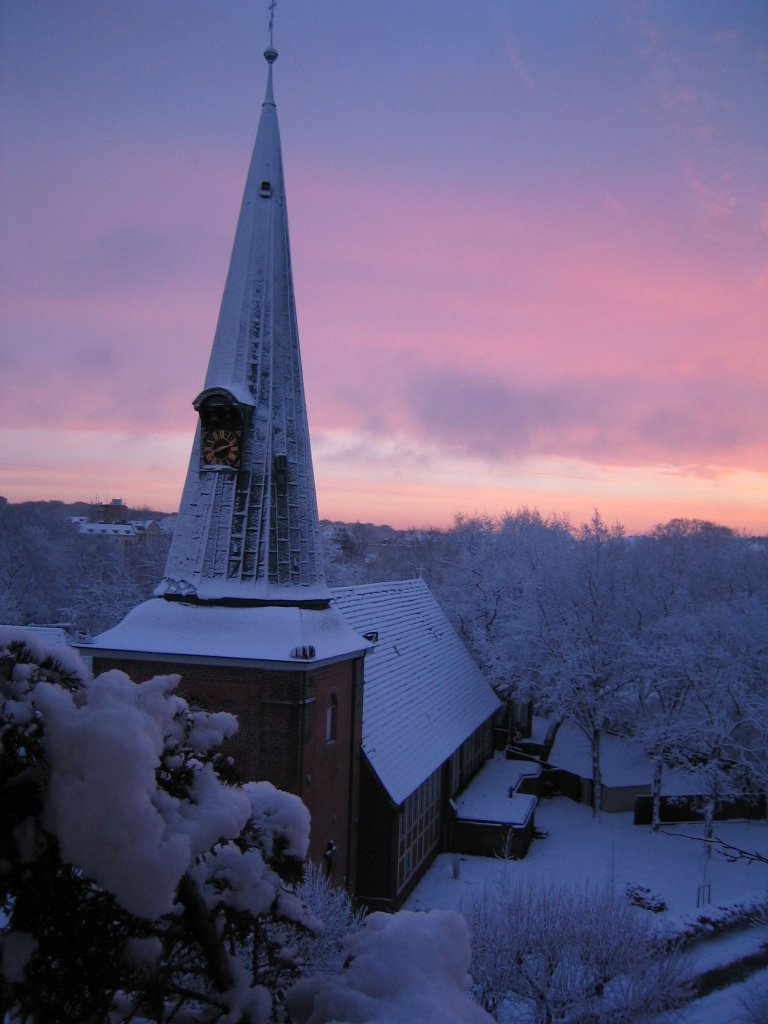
[83,21,369,886]
[157,44,328,605]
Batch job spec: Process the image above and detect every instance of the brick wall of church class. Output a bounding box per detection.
[93,654,364,888]
[298,657,363,889]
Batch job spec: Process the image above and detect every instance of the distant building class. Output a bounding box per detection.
[93,498,129,524]
[74,522,139,545]
[68,499,162,546]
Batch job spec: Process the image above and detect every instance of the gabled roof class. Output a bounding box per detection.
[330,579,500,806]
[157,47,326,605]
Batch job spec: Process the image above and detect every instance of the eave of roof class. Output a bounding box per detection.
[84,597,370,669]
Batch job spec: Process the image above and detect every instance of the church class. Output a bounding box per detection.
[85,38,501,909]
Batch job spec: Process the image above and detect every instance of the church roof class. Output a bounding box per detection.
[85,597,370,670]
[329,579,501,806]
[157,47,326,605]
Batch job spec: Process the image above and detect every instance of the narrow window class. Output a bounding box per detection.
[325,693,337,743]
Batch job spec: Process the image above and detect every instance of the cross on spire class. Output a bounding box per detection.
[268,0,277,48]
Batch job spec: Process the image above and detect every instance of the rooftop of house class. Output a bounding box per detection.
[547,719,706,794]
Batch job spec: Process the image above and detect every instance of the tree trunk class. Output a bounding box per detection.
[704,796,715,860]
[177,874,234,992]
[652,758,663,831]
[591,729,602,820]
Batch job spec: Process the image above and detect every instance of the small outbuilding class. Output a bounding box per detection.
[448,754,538,859]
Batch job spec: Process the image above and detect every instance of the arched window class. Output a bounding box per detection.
[325,693,338,744]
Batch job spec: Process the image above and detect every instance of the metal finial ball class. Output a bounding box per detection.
[264,46,278,64]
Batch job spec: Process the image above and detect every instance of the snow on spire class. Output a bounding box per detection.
[157,25,328,606]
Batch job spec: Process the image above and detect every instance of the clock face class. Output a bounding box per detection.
[201,428,241,468]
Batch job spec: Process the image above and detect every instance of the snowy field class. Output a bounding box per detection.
[406,796,768,1022]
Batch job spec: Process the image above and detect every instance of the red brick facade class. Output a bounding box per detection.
[93,654,364,890]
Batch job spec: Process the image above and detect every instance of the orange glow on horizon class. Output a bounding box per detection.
[2,3,766,541]
[1,430,765,536]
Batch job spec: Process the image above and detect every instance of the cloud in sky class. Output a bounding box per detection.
[1,0,766,533]
[401,366,766,469]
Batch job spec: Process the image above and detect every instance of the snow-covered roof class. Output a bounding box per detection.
[454,756,537,827]
[330,579,501,806]
[84,598,370,669]
[78,523,137,537]
[548,719,704,794]
[6,624,72,647]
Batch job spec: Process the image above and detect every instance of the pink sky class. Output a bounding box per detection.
[1,1,766,534]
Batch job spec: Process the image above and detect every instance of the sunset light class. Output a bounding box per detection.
[1,1,766,534]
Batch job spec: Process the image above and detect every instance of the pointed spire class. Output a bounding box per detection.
[263,3,278,106]
[157,28,328,606]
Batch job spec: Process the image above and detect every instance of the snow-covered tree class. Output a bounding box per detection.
[1,628,495,1024]
[730,598,768,814]
[535,510,632,818]
[468,879,691,1023]
[0,627,316,1023]
[287,909,493,1024]
[0,501,171,634]
[632,613,696,830]
[669,602,765,859]
[289,861,367,978]
[0,504,73,624]
[435,509,570,701]
[60,536,146,634]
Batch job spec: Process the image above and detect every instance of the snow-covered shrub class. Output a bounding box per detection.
[673,891,768,947]
[286,909,494,1024]
[739,971,768,1024]
[289,860,366,977]
[626,882,667,913]
[467,878,692,1022]
[0,627,315,1024]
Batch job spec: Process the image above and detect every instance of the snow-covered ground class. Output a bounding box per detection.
[408,796,767,916]
[406,796,768,1021]
[655,967,768,1023]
